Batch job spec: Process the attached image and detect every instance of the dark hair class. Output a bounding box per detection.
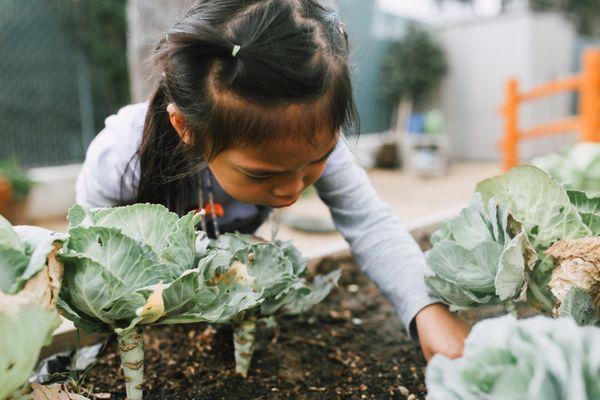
[129,0,358,215]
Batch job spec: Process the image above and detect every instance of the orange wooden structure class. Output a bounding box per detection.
[500,48,600,170]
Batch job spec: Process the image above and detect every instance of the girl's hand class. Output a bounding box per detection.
[414,303,470,361]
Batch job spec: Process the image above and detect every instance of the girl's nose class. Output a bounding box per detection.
[272,174,305,199]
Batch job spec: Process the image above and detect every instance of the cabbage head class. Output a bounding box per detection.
[189,233,340,322]
[57,204,220,334]
[531,142,600,194]
[476,165,594,313]
[188,232,340,378]
[426,194,536,311]
[426,314,600,400]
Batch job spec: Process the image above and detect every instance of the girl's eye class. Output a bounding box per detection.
[313,153,332,165]
[247,175,272,183]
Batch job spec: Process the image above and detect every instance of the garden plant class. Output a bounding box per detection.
[0,215,65,400]
[57,204,339,399]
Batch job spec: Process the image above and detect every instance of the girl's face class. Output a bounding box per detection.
[167,103,337,208]
[208,130,338,208]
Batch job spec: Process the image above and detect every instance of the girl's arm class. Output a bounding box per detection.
[314,138,468,359]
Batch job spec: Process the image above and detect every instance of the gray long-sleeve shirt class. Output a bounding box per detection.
[76,102,438,337]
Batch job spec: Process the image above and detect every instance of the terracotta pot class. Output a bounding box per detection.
[0,175,30,224]
[0,177,10,212]
[1,197,29,225]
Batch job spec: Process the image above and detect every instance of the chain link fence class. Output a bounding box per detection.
[0,0,128,167]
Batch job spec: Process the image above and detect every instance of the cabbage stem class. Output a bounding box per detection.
[234,316,257,377]
[118,327,144,400]
[504,300,518,317]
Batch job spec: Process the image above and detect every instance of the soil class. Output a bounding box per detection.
[73,257,430,400]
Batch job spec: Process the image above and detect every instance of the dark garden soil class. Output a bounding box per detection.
[76,256,430,400]
[72,239,540,399]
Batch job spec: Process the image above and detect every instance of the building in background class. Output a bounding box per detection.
[432,11,577,160]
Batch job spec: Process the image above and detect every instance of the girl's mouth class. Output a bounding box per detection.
[272,200,295,208]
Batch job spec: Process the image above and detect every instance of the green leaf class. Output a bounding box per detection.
[557,287,599,326]
[532,142,600,193]
[0,307,61,399]
[526,254,557,314]
[425,276,495,311]
[427,240,499,293]
[13,226,65,291]
[568,190,600,235]
[60,226,171,329]
[234,243,296,299]
[476,166,591,249]
[280,270,341,315]
[275,239,307,276]
[449,207,495,250]
[0,215,23,251]
[67,204,94,228]
[92,204,179,256]
[426,314,600,400]
[60,205,210,334]
[0,246,29,294]
[430,223,454,246]
[161,211,199,274]
[494,232,533,301]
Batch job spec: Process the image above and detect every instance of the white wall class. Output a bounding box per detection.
[433,11,577,161]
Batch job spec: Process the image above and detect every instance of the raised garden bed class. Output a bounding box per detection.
[68,254,538,399]
[75,257,428,399]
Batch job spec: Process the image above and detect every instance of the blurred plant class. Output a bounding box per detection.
[0,157,32,200]
[531,142,600,194]
[379,25,447,135]
[380,25,448,111]
[426,314,600,400]
[0,215,66,399]
[529,0,600,37]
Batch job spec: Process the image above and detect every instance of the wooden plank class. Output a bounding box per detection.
[520,117,580,140]
[41,318,108,359]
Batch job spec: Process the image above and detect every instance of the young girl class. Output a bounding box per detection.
[76,0,469,361]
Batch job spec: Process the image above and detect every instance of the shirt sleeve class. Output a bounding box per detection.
[75,103,146,208]
[315,137,439,339]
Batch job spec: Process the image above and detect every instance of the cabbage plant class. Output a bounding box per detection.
[546,237,600,326]
[426,314,600,400]
[194,233,340,377]
[568,190,600,236]
[0,216,65,399]
[425,194,536,313]
[57,204,228,400]
[532,142,600,194]
[476,165,596,313]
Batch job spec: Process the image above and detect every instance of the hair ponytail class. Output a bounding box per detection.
[126,81,201,214]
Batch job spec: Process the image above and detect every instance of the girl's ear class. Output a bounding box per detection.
[167,103,192,145]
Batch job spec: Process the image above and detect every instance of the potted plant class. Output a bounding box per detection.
[0,158,33,224]
[377,25,447,169]
[380,24,447,128]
